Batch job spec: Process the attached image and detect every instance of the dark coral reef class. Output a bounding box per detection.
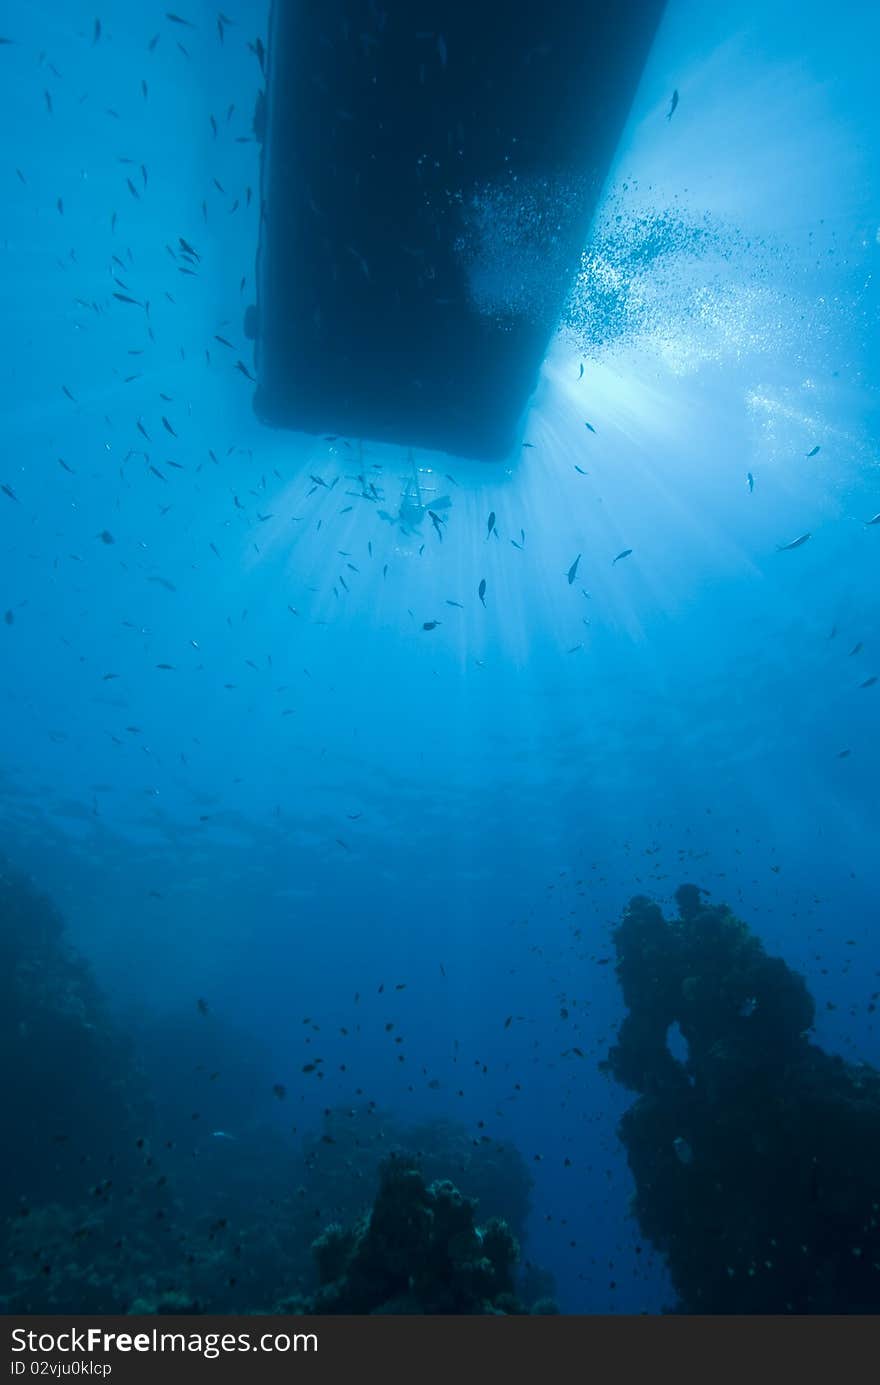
[0,857,153,1214]
[605,884,880,1313]
[0,859,548,1314]
[285,1154,530,1314]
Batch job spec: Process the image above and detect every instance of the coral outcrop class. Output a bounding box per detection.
[605,885,880,1313]
[287,1155,529,1314]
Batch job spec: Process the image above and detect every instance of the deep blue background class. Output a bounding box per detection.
[0,0,878,1312]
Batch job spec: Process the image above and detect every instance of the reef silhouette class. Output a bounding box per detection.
[605,884,880,1313]
[282,1154,548,1315]
[0,860,549,1314]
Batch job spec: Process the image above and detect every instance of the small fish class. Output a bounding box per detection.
[860,676,878,689]
[1,483,20,503]
[667,89,679,121]
[197,998,209,1015]
[849,642,863,657]
[584,421,596,434]
[211,1131,236,1141]
[612,548,633,565]
[672,1135,692,1165]
[478,578,486,606]
[486,511,496,539]
[272,1083,286,1100]
[574,465,588,476]
[567,554,581,585]
[235,360,255,380]
[578,362,584,380]
[747,472,754,493]
[776,533,811,551]
[805,445,821,458]
[97,529,114,544]
[422,620,440,631]
[865,514,880,526]
[446,600,463,608]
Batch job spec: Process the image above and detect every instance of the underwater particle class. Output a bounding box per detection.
[673,1136,693,1166]
[776,533,811,551]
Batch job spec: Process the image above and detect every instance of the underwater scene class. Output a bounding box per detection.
[1,0,879,1318]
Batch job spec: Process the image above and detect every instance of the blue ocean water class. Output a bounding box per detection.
[1,0,878,1315]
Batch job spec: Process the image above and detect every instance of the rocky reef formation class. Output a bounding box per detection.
[605,884,880,1313]
[284,1154,548,1315]
[0,859,548,1314]
[0,857,158,1214]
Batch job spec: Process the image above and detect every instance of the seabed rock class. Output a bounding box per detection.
[604,884,880,1313]
[293,1154,531,1315]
